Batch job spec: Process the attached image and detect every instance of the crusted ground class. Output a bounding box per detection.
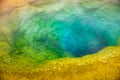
[0,46,120,80]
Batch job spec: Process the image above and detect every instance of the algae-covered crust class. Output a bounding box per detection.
[0,46,120,80]
[0,0,120,80]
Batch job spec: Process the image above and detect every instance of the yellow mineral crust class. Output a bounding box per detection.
[0,46,120,80]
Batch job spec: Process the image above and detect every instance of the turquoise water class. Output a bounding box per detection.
[11,2,120,59]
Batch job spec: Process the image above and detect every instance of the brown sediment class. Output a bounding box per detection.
[0,0,31,15]
[0,0,64,15]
